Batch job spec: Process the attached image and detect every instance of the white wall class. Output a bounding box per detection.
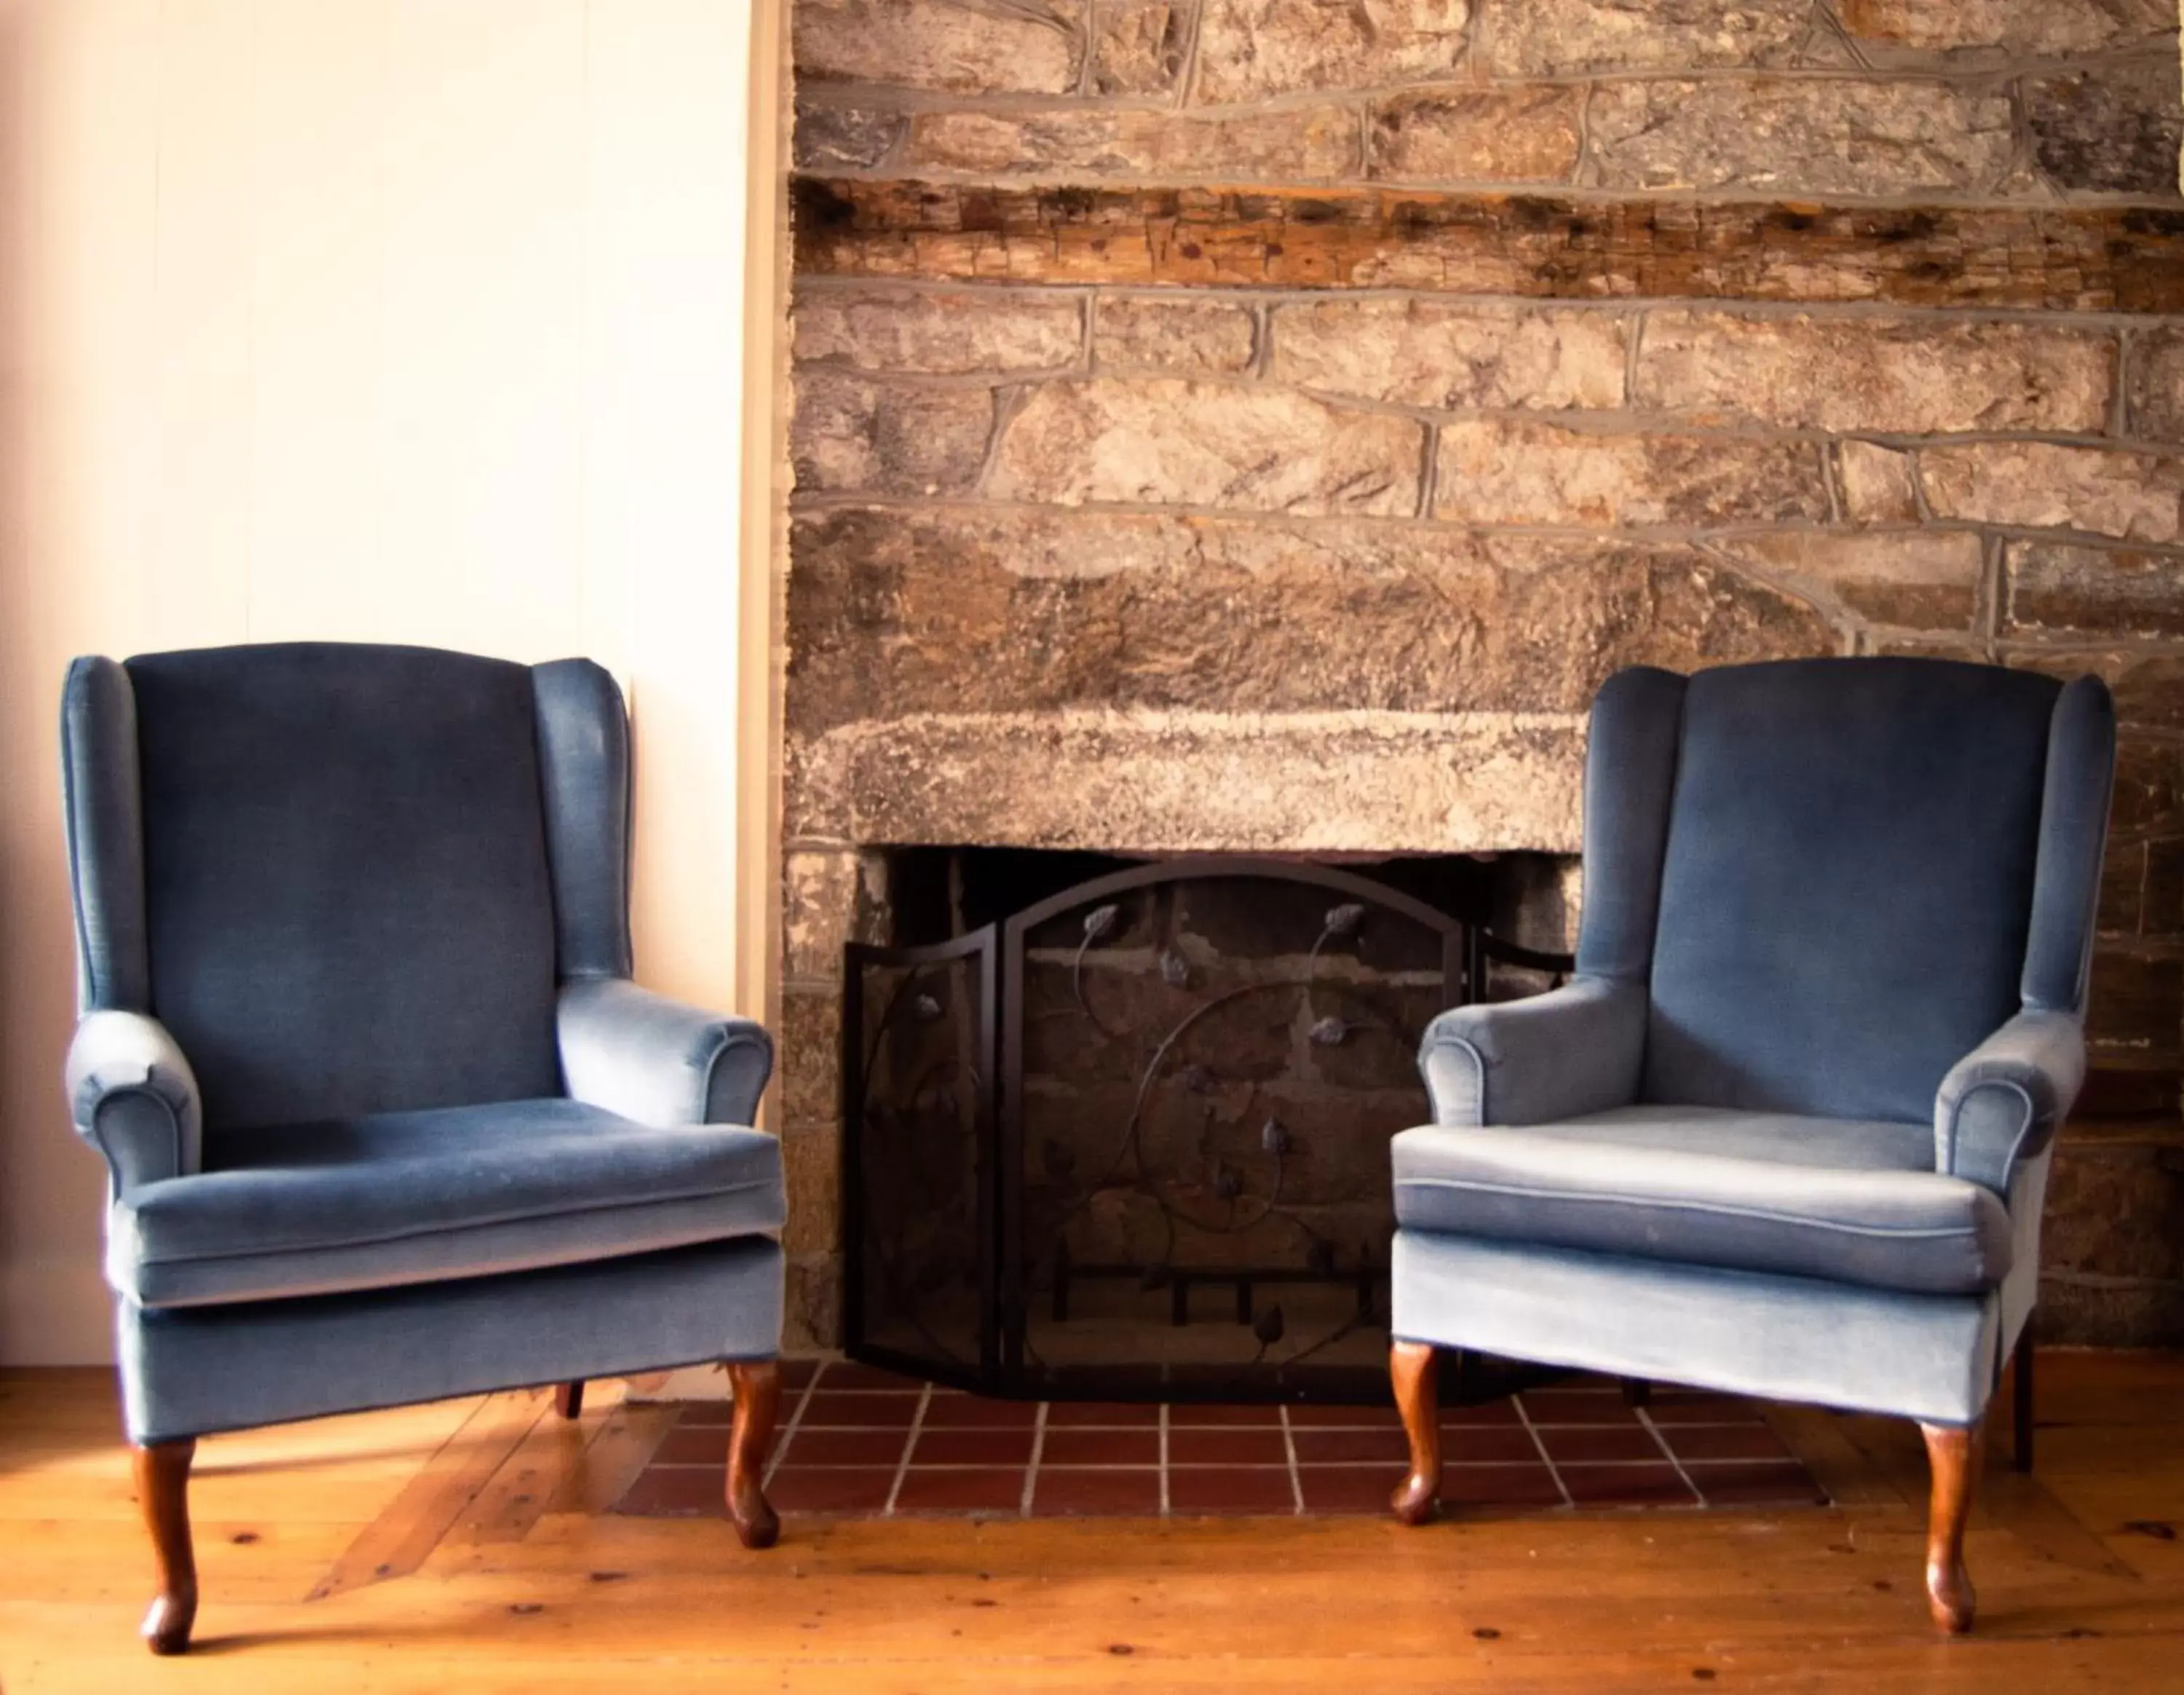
[0,0,768,1362]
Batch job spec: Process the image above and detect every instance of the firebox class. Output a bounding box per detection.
[842,850,1575,1404]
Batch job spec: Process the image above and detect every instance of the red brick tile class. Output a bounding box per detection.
[611,1465,724,1517]
[891,1468,1026,1515]
[778,1359,823,1389]
[767,1467,899,1514]
[1535,1425,1666,1464]
[912,1428,1037,1466]
[1291,1428,1409,1464]
[1661,1423,1792,1463]
[1647,1391,1767,1425]
[1286,1403,1404,1429]
[919,1394,1040,1430]
[1521,1390,1639,1426]
[816,1362,930,1392]
[1040,1428,1161,1466]
[800,1391,921,1428]
[1439,1399,1522,1427]
[783,1428,911,1467]
[1167,1466,1297,1515]
[1558,1463,1697,1506]
[1297,1466,1406,1514]
[1167,1404,1283,1427]
[1441,1426,1543,1465]
[1042,1402,1160,1427]
[1439,1464,1563,1507]
[1167,1427,1290,1466]
[649,1422,730,1465]
[1686,1461,1827,1506]
[1030,1467,1163,1517]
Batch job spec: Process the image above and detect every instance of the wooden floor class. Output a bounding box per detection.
[1,1353,2180,1693]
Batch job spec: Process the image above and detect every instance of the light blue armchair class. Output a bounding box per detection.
[62,642,788,1655]
[1386,657,2113,1634]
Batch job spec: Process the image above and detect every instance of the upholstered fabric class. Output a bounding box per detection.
[558,979,775,1129]
[66,1011,203,1196]
[1641,658,2057,1123]
[1418,977,1647,1129]
[60,657,152,1013]
[1391,1229,2001,1427]
[117,1236,784,1445]
[110,1099,786,1308]
[2022,677,2118,1014]
[1936,1010,2085,1195]
[1571,665,1688,984]
[531,658,634,982]
[124,644,563,1132]
[1393,1107,2010,1295]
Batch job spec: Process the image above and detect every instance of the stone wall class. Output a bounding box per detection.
[777,0,2184,1348]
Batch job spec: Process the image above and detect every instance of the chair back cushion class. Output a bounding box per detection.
[124,644,561,1132]
[1639,657,2058,1123]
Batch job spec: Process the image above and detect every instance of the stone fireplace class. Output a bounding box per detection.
[772,0,2184,1354]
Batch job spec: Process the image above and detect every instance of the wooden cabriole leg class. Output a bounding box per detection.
[132,1439,199,1656]
[724,1360,782,1551]
[554,1380,585,1420]
[1389,1339,1441,1527]
[1919,1418,1985,1634]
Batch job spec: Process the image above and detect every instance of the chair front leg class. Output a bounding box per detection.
[132,1440,199,1655]
[725,1361,782,1550]
[1919,1418,1985,1634]
[554,1380,585,1420]
[1390,1340,1441,1526]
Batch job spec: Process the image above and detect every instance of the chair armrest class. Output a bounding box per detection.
[1418,976,1647,1128]
[65,1011,202,1196]
[556,978,775,1127]
[1935,1009,2085,1195]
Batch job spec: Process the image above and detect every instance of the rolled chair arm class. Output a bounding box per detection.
[66,1011,202,1196]
[1419,976,1648,1128]
[1935,1009,2085,1195]
[557,978,775,1127]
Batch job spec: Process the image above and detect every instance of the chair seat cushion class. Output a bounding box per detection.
[108,1099,786,1308]
[1391,1105,2011,1295]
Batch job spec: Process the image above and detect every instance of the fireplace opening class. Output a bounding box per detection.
[843,849,1576,1403]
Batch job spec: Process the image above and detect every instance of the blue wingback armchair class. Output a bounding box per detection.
[61,642,788,1655]
[1385,657,2113,1635]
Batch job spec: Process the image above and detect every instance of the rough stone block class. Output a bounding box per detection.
[1837,440,1921,524]
[783,1254,844,1352]
[1712,531,1984,630]
[785,506,1839,730]
[1838,0,2180,57]
[1094,295,1258,375]
[1270,299,1626,410]
[795,0,1083,93]
[1588,78,2014,197]
[794,100,909,172]
[783,850,865,982]
[1369,86,1584,182]
[787,707,1591,853]
[2115,737,2184,831]
[2087,949,2184,1057]
[989,377,1424,513]
[2029,55,2184,199]
[2036,1273,2184,1348]
[1920,442,2184,544]
[1093,0,1197,95]
[2011,649,2184,730]
[2148,837,2184,937]
[1484,0,1814,74]
[2005,540,2184,639]
[791,370,996,495]
[2100,841,2148,935]
[1435,419,1829,526]
[780,1124,844,1257]
[2127,325,2184,444]
[902,104,1361,181]
[778,987,846,1128]
[1194,0,1469,103]
[795,287,1083,374]
[2044,1123,2184,1286]
[1634,312,2114,434]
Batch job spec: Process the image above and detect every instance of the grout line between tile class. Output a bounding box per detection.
[1020,1401,1049,1518]
[882,1385,933,1517]
[1637,1406,1705,1507]
[1279,1405,1304,1514]
[761,1364,820,1488]
[1513,1394,1575,1509]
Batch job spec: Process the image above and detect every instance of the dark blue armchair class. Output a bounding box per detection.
[1386,657,2113,1634]
[61,642,788,1654]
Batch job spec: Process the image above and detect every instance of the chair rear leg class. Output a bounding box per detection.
[725,1361,782,1550]
[1919,1418,1985,1634]
[1390,1340,1441,1526]
[132,1440,198,1655]
[554,1380,585,1420]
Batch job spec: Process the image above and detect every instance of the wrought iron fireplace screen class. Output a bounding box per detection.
[843,855,1572,1403]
